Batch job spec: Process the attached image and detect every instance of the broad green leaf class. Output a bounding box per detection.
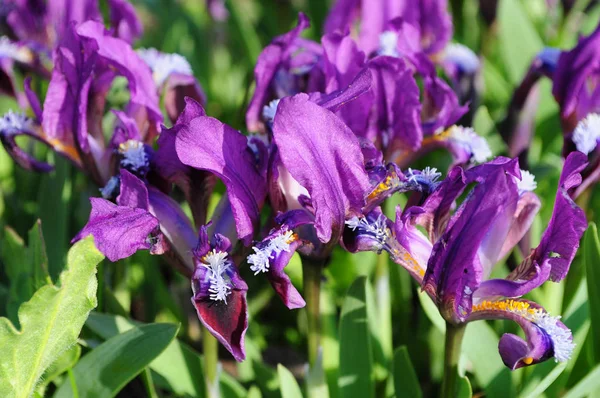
[457,376,472,398]
[85,312,246,397]
[55,322,179,397]
[563,364,600,398]
[497,0,544,85]
[278,364,303,398]
[584,223,600,362]
[392,346,422,398]
[338,276,374,398]
[0,237,102,398]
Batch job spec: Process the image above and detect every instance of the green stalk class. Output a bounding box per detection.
[441,322,466,398]
[141,368,158,398]
[302,258,323,366]
[203,327,220,398]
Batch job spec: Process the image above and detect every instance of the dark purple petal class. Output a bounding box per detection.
[552,23,600,130]
[422,76,468,134]
[366,56,422,152]
[175,116,266,244]
[272,93,371,244]
[165,73,207,124]
[0,112,55,172]
[192,226,248,361]
[311,67,373,113]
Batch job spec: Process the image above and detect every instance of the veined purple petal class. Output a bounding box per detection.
[272,93,371,244]
[175,116,266,244]
[73,199,162,262]
[422,159,520,323]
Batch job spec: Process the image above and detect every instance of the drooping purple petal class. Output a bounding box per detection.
[272,93,371,244]
[468,299,574,369]
[191,226,248,361]
[175,116,266,244]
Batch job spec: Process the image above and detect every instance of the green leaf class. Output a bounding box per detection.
[456,376,472,398]
[521,363,567,398]
[392,346,422,398]
[55,322,179,397]
[278,364,303,398]
[497,0,544,85]
[584,223,600,363]
[338,276,374,398]
[563,364,600,398]
[85,312,246,397]
[0,237,102,398]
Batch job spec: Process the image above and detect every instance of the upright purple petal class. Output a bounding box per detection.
[107,0,143,43]
[272,93,371,244]
[175,116,266,244]
[246,13,311,132]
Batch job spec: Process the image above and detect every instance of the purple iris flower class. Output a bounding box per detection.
[345,152,587,369]
[0,20,161,184]
[247,91,373,308]
[324,0,453,56]
[246,13,322,133]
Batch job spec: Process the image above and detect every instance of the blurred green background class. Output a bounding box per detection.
[1,0,600,397]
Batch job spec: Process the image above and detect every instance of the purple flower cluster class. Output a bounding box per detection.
[0,0,589,369]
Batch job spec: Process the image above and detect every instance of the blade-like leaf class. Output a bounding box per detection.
[278,364,303,398]
[457,376,472,398]
[0,237,102,398]
[584,223,600,363]
[563,364,600,398]
[392,346,422,398]
[55,322,179,397]
[497,0,544,85]
[338,276,374,398]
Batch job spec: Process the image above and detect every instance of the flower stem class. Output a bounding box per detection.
[203,327,220,398]
[302,257,323,366]
[441,322,466,398]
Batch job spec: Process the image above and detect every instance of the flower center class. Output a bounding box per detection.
[443,43,479,73]
[572,113,600,155]
[0,110,33,134]
[405,167,442,191]
[137,48,193,87]
[201,250,232,303]
[118,140,149,174]
[439,125,492,163]
[517,169,537,194]
[247,229,297,275]
[345,214,391,251]
[379,31,399,57]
